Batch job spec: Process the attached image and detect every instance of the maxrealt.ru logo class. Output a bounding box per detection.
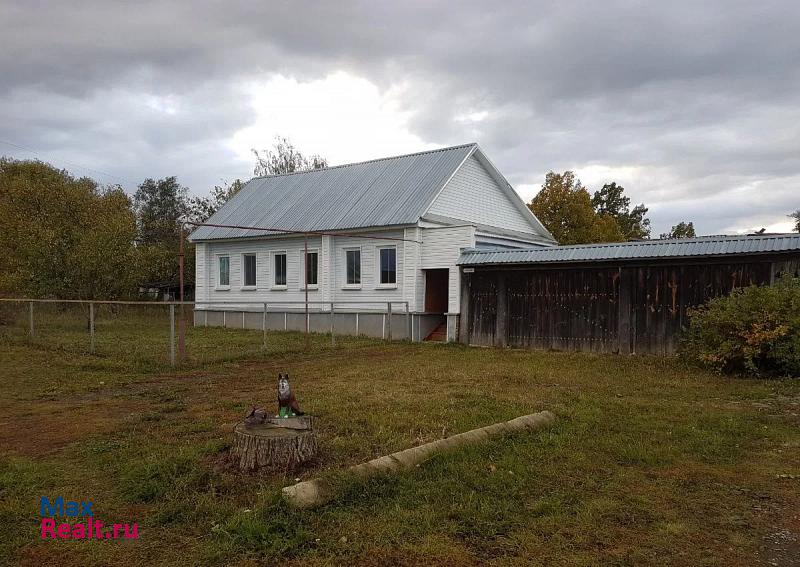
[40,496,139,540]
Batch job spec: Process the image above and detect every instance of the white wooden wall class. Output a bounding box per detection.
[427,154,537,235]
[330,229,406,306]
[196,230,409,310]
[420,225,475,313]
[197,226,479,314]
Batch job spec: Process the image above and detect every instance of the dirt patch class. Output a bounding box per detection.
[761,528,800,566]
[0,398,149,456]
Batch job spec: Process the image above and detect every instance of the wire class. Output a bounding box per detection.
[0,139,136,186]
[185,220,422,243]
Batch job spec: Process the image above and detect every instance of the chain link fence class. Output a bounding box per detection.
[0,299,411,370]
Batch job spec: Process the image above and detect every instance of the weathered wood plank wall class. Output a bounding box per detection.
[461,255,799,355]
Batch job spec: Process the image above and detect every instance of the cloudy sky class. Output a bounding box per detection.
[1,1,798,236]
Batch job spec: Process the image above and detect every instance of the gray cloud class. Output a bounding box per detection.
[1,0,798,234]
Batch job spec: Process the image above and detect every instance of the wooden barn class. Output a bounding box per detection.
[457,233,800,354]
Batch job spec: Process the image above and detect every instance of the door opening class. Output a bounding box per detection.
[424,269,449,313]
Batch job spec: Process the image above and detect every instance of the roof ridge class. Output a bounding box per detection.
[248,142,478,181]
[465,233,800,254]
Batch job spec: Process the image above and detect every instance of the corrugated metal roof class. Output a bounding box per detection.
[458,233,800,265]
[189,143,476,241]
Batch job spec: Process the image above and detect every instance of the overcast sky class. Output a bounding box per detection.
[1,1,798,235]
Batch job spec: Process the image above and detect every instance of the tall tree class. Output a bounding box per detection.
[134,176,189,245]
[591,182,651,239]
[790,209,800,233]
[252,137,328,176]
[133,176,193,287]
[529,171,624,245]
[0,158,137,299]
[660,221,696,239]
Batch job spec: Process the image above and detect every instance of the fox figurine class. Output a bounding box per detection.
[277,373,303,418]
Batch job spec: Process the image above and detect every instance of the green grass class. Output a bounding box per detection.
[0,310,798,566]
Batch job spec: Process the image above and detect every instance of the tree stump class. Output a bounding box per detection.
[233,421,319,472]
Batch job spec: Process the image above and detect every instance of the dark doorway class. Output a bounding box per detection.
[424,269,449,313]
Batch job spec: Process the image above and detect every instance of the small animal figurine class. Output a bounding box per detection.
[244,406,268,426]
[277,373,303,418]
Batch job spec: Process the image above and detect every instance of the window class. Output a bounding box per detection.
[379,247,396,285]
[345,249,361,286]
[305,251,319,287]
[273,253,287,287]
[218,256,230,287]
[242,254,257,287]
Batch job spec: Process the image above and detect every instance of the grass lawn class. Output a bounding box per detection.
[1,311,798,565]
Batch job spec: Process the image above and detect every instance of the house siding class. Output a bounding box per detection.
[421,226,475,313]
[197,229,408,311]
[330,230,406,307]
[200,236,323,306]
[427,154,536,235]
[194,243,208,302]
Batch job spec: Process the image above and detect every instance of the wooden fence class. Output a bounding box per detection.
[459,255,799,355]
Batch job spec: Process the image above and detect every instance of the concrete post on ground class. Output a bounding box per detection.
[28,301,34,338]
[387,302,393,341]
[169,304,176,367]
[89,302,95,354]
[262,303,267,351]
[330,302,336,347]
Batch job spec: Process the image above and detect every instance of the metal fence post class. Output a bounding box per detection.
[170,304,176,367]
[262,303,267,351]
[89,302,95,354]
[330,302,336,347]
[28,301,34,338]
[387,302,393,341]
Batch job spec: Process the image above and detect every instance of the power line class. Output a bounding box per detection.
[185,220,422,243]
[0,138,137,186]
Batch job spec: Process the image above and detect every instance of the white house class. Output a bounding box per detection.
[189,143,555,341]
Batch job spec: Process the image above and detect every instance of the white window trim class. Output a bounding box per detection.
[376,245,398,289]
[300,247,320,291]
[342,246,362,290]
[216,254,231,290]
[240,252,257,290]
[270,250,288,290]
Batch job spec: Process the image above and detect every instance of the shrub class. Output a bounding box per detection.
[680,275,800,377]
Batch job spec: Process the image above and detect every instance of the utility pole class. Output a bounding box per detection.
[178,223,186,362]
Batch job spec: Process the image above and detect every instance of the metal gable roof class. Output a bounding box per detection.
[457,233,800,265]
[189,143,476,241]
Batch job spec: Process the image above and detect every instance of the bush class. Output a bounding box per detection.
[680,276,800,377]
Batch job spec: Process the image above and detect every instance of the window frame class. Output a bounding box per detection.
[241,253,257,289]
[376,245,398,288]
[301,248,320,290]
[271,250,288,290]
[216,254,230,290]
[343,247,362,289]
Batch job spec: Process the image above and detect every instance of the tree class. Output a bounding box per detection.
[133,176,194,287]
[791,210,800,233]
[529,171,624,245]
[591,182,651,239]
[252,137,328,176]
[0,158,138,299]
[188,179,244,224]
[660,221,696,239]
[134,176,189,245]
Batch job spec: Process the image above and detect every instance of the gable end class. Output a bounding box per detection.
[424,150,553,240]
